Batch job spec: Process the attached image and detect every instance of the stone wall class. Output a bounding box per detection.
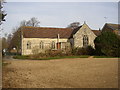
[22,38,69,55]
[74,23,97,48]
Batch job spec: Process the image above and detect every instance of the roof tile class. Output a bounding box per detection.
[22,26,73,38]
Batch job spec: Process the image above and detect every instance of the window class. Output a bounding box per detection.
[51,41,55,49]
[83,35,89,47]
[40,41,44,49]
[27,41,31,49]
[57,42,61,49]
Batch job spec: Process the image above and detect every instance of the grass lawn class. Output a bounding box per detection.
[93,56,119,58]
[13,55,90,60]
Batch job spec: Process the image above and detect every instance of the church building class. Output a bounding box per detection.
[21,22,101,55]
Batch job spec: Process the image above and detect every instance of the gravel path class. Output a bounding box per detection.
[3,58,118,88]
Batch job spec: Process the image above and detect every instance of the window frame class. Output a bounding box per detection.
[51,41,55,49]
[83,35,89,47]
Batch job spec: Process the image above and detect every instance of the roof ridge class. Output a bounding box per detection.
[106,23,120,25]
[21,26,70,29]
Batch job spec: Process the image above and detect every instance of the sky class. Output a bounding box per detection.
[1,1,118,36]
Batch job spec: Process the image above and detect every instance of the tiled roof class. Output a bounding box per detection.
[92,30,101,36]
[71,26,101,36]
[70,26,101,36]
[21,26,101,39]
[106,23,120,30]
[21,26,73,38]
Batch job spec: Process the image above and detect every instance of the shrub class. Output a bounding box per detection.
[86,46,95,55]
[94,31,120,57]
[77,48,88,55]
[71,47,78,55]
[46,49,67,57]
[72,46,95,55]
[64,49,72,56]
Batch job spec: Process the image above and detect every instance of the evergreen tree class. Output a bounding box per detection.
[0,0,7,25]
[94,31,120,57]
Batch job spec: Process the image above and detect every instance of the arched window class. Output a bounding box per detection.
[40,41,44,49]
[83,35,89,47]
[27,41,31,49]
[51,41,55,49]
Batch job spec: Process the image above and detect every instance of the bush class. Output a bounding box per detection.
[71,48,78,55]
[77,48,88,55]
[46,49,72,57]
[30,53,47,59]
[94,31,120,57]
[72,46,95,55]
[23,46,95,59]
[86,46,95,55]
[27,49,73,59]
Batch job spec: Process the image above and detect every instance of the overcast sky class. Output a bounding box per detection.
[1,2,118,36]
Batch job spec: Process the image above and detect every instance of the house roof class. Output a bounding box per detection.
[21,26,73,38]
[92,30,101,36]
[21,26,101,39]
[105,23,120,30]
[70,26,101,36]
[71,26,82,35]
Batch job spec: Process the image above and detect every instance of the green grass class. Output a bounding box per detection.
[13,55,29,59]
[93,56,120,58]
[12,55,120,60]
[13,55,90,60]
[40,55,90,60]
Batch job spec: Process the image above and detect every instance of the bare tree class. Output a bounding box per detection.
[67,22,80,29]
[7,17,40,53]
[20,17,40,27]
[27,17,40,27]
[20,20,27,27]
[8,27,21,53]
[2,37,8,50]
